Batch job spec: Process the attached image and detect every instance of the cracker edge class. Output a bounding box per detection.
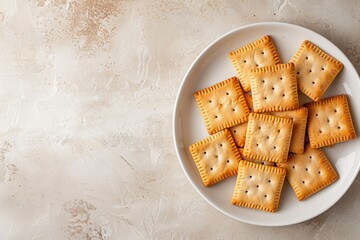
[232,160,286,212]
[244,113,293,163]
[189,129,242,187]
[278,144,338,200]
[230,93,253,147]
[228,35,281,92]
[304,94,356,148]
[194,76,250,135]
[272,107,309,154]
[250,62,299,112]
[230,123,248,147]
[290,107,309,154]
[290,40,344,101]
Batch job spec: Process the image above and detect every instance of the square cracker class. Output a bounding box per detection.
[290,40,343,101]
[232,160,286,212]
[228,35,281,92]
[230,94,253,147]
[277,144,338,200]
[270,107,308,154]
[244,113,293,163]
[194,77,250,135]
[305,94,356,148]
[238,148,275,166]
[189,129,242,187]
[250,62,299,113]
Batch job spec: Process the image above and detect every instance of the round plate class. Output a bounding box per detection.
[173,22,360,226]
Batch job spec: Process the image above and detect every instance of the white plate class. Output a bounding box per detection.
[173,22,360,226]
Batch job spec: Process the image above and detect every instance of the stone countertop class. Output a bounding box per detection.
[0,0,359,239]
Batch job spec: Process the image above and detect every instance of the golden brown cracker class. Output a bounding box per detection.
[232,160,286,212]
[290,40,343,101]
[244,113,293,163]
[277,144,338,200]
[228,36,281,92]
[189,129,242,187]
[250,63,299,113]
[194,77,250,135]
[305,94,356,148]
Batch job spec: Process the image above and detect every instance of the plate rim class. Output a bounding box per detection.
[172,21,360,226]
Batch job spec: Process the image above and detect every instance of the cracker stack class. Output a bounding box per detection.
[189,36,356,213]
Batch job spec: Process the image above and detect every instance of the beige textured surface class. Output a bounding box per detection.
[0,0,360,239]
